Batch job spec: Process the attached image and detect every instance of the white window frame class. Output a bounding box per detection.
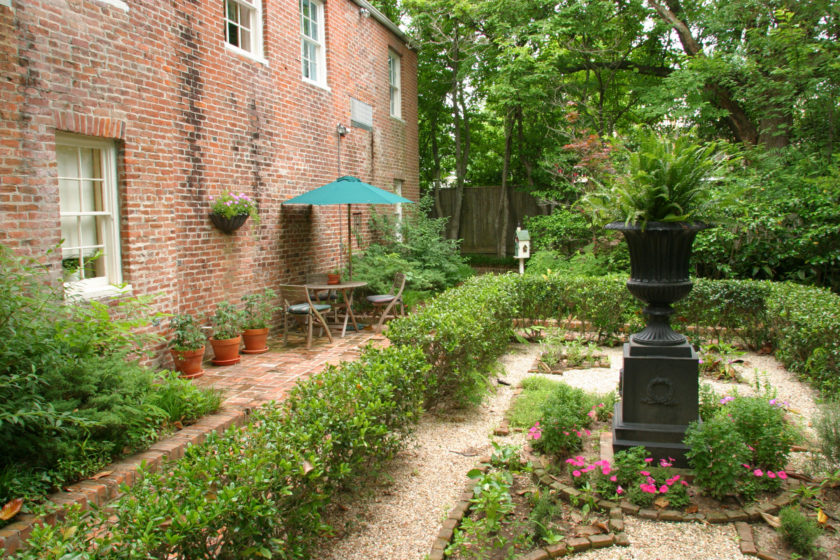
[300,0,327,88]
[388,50,402,118]
[224,0,264,61]
[56,133,127,299]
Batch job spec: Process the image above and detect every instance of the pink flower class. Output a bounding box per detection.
[610,475,617,482]
[588,410,596,418]
[681,480,689,487]
[640,471,650,477]
[616,485,624,495]
[742,464,751,469]
[659,485,669,493]
[598,403,604,408]
[528,423,542,440]
[602,466,611,476]
[585,429,591,436]
[767,471,776,479]
[777,471,788,480]
[644,458,653,463]
[659,458,673,468]
[563,431,569,436]
[753,469,764,477]
[572,470,581,478]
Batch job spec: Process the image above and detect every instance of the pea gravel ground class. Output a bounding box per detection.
[314,342,822,560]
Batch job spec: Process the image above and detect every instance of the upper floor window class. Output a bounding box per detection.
[388,50,401,118]
[57,134,125,298]
[225,0,263,59]
[301,0,327,86]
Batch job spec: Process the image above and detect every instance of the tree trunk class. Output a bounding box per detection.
[649,0,760,145]
[495,112,514,257]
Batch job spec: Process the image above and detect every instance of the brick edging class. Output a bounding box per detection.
[0,406,252,555]
[429,457,799,560]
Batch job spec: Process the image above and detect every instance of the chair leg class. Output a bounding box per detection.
[376,299,398,332]
[306,314,313,349]
[283,313,289,346]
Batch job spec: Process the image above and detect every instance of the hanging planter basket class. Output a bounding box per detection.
[210,213,249,234]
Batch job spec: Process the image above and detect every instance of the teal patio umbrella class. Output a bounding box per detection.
[283,175,413,278]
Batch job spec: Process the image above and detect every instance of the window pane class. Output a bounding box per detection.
[227,0,238,22]
[59,178,80,213]
[228,21,239,47]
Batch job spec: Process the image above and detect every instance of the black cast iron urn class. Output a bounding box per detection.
[606,221,709,347]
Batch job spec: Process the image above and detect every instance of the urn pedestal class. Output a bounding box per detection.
[607,221,708,467]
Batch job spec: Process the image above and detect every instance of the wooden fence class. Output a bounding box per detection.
[432,186,551,255]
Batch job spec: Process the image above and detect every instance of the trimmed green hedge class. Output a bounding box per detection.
[512,273,840,398]
[387,274,519,408]
[7,346,429,559]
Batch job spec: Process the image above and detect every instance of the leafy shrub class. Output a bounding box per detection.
[387,274,517,408]
[778,506,822,557]
[532,382,594,456]
[0,245,218,511]
[684,414,752,500]
[816,402,840,467]
[725,396,799,471]
[524,208,591,255]
[146,372,223,426]
[8,345,430,559]
[354,195,472,294]
[508,376,560,429]
[685,395,796,500]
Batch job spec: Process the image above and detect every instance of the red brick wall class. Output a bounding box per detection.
[0,0,418,363]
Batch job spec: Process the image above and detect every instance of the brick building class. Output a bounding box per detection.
[0,0,418,361]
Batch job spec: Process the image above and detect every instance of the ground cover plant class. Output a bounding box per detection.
[0,245,221,526]
[532,331,610,373]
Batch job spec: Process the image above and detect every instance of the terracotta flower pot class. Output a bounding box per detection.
[241,328,269,354]
[327,273,340,285]
[170,346,205,379]
[210,335,241,365]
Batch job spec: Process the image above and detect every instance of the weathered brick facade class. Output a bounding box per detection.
[0,0,418,363]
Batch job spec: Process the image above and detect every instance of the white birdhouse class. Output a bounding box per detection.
[515,227,530,259]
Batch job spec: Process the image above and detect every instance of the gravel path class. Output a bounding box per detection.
[314,342,820,560]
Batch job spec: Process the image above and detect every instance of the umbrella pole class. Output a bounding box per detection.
[347,204,353,280]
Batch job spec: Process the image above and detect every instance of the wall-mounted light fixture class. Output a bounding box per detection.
[336,123,348,136]
[359,7,371,18]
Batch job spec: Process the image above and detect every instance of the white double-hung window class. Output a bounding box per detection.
[388,50,401,118]
[57,134,124,298]
[224,0,263,59]
[301,0,326,86]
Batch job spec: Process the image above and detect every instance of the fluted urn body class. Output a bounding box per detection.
[606,221,709,347]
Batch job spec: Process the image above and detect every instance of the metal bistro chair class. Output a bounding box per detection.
[279,284,334,349]
[366,272,406,332]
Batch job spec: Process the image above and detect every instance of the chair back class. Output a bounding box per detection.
[279,284,312,308]
[391,272,406,298]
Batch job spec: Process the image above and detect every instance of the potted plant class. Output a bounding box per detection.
[209,191,260,234]
[241,288,277,354]
[168,313,206,378]
[582,129,727,346]
[209,301,244,365]
[327,268,342,285]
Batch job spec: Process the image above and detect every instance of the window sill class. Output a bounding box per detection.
[224,43,268,66]
[301,77,331,93]
[64,283,133,302]
[390,115,405,124]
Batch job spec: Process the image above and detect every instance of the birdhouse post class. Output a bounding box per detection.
[514,227,530,275]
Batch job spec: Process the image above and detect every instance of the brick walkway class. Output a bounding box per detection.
[193,328,389,410]
[0,328,389,555]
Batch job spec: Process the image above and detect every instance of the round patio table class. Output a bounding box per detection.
[304,280,367,337]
